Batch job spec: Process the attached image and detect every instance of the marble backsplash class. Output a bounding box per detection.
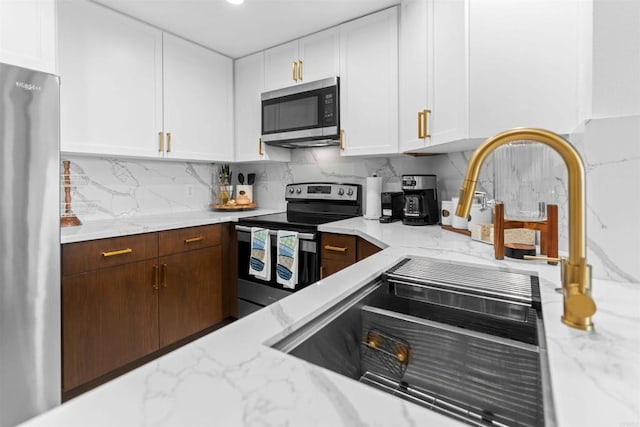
[62,115,639,283]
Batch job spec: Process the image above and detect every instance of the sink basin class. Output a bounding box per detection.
[271,257,553,427]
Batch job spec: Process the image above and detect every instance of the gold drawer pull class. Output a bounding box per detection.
[101,248,133,257]
[324,245,348,253]
[184,236,204,243]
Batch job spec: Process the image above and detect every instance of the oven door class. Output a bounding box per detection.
[235,226,319,318]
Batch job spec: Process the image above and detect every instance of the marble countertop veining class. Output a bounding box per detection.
[60,208,281,244]
[32,216,640,427]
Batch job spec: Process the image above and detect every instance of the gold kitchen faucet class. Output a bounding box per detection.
[455,128,596,330]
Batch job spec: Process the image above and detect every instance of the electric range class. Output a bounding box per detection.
[235,182,363,317]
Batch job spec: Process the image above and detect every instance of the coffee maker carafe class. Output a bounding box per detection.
[402,175,439,226]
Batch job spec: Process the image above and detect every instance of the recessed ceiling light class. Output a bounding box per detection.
[226,0,244,5]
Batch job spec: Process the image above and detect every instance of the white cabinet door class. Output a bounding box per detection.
[399,0,468,152]
[298,28,340,83]
[592,0,640,117]
[264,40,299,91]
[469,0,580,137]
[58,0,163,158]
[163,33,234,162]
[264,29,339,90]
[0,0,56,73]
[339,7,398,156]
[234,52,290,162]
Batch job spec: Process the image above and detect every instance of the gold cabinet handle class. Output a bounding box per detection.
[166,132,172,152]
[152,265,159,290]
[158,131,164,152]
[324,245,347,252]
[184,236,204,243]
[340,129,345,150]
[258,137,263,155]
[418,111,425,139]
[161,263,168,288]
[101,248,133,257]
[424,109,431,138]
[297,60,303,81]
[292,61,297,82]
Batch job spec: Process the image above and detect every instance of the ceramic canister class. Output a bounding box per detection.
[451,197,468,230]
[468,203,493,230]
[236,185,253,204]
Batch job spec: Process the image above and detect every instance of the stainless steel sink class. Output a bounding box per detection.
[271,257,554,427]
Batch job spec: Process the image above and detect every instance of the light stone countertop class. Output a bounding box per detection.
[30,215,639,427]
[60,208,281,244]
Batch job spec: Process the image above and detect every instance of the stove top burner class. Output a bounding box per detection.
[237,212,351,232]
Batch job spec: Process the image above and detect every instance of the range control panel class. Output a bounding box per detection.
[285,183,361,202]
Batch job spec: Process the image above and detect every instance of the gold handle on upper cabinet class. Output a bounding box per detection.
[166,132,172,152]
[292,61,297,82]
[297,60,303,81]
[340,129,345,150]
[152,265,159,290]
[161,263,168,288]
[424,109,431,138]
[184,236,204,243]
[418,111,425,139]
[258,137,264,155]
[158,132,164,152]
[324,245,348,252]
[101,248,133,257]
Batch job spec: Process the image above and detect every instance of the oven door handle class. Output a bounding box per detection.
[234,225,316,241]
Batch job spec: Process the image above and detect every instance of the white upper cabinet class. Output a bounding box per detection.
[399,0,468,153]
[591,0,640,118]
[0,0,57,74]
[339,7,399,156]
[469,0,581,138]
[264,40,300,91]
[264,27,339,91]
[59,0,163,158]
[234,51,290,162]
[58,1,233,162]
[163,33,234,162]
[298,29,340,84]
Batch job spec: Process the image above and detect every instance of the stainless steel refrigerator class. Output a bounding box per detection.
[0,63,60,426]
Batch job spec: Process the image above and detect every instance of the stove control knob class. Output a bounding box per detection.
[338,188,345,196]
[288,187,294,194]
[296,187,302,194]
[347,188,354,196]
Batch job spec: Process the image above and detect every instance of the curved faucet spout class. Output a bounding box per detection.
[455,128,596,330]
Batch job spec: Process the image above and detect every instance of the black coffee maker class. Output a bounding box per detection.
[401,174,439,226]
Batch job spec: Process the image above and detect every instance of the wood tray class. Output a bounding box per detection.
[441,224,472,236]
[210,203,257,211]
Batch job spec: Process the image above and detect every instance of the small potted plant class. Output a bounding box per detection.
[218,164,233,205]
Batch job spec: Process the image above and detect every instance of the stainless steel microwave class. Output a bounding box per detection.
[261,76,339,148]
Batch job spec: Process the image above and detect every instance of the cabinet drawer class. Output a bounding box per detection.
[62,233,158,276]
[159,224,221,256]
[321,233,356,262]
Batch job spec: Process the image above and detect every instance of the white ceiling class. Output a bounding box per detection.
[92,0,400,58]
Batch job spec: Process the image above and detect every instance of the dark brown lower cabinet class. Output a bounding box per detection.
[320,233,383,278]
[159,246,222,347]
[62,224,226,397]
[62,260,159,391]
